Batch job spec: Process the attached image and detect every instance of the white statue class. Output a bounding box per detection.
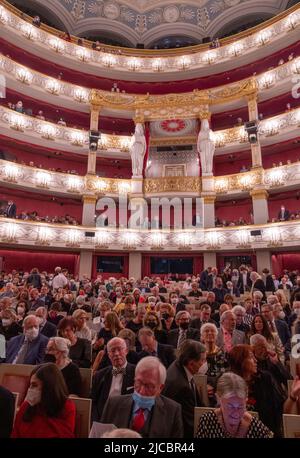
[197,119,215,176]
[129,123,146,177]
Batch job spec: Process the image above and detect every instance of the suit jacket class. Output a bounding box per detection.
[167,328,200,349]
[190,318,217,330]
[199,270,213,291]
[216,328,246,350]
[278,209,290,221]
[101,393,183,438]
[6,333,49,365]
[252,279,266,300]
[0,386,15,438]
[40,321,57,338]
[212,287,228,304]
[5,203,16,218]
[162,360,202,438]
[91,363,136,422]
[275,319,291,351]
[137,343,175,368]
[263,274,275,293]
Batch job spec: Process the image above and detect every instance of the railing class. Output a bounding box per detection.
[0,0,299,75]
[0,217,298,251]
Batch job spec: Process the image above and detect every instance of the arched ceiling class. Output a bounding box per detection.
[7,0,297,48]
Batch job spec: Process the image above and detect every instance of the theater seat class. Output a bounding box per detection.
[79,368,92,398]
[0,364,34,406]
[71,397,92,438]
[283,414,300,438]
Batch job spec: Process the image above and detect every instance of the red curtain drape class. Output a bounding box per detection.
[193,256,203,275]
[142,254,151,277]
[143,122,150,178]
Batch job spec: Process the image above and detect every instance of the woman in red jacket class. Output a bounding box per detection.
[12,363,76,438]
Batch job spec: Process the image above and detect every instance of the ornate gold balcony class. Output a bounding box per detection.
[144,176,201,194]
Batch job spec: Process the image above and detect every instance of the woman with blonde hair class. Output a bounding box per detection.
[96,311,123,347]
[72,309,92,341]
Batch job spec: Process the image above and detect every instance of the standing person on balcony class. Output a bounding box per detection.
[4,201,16,219]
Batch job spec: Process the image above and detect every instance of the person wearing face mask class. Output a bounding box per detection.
[5,315,48,365]
[0,308,22,341]
[163,340,206,437]
[169,292,186,314]
[35,307,57,338]
[44,337,82,397]
[16,301,27,326]
[47,302,64,327]
[159,303,177,332]
[167,311,200,349]
[101,356,183,437]
[143,311,167,344]
[11,363,76,438]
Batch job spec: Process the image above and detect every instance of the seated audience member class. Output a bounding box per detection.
[216,311,246,354]
[229,344,286,437]
[72,309,92,341]
[167,311,200,349]
[196,372,273,438]
[137,327,175,369]
[58,317,91,368]
[250,314,284,363]
[35,307,57,338]
[0,283,14,299]
[226,282,240,298]
[201,323,227,380]
[39,285,53,308]
[16,301,27,325]
[253,290,264,310]
[6,315,48,364]
[96,311,123,349]
[160,303,177,332]
[120,296,137,325]
[278,205,290,221]
[0,385,15,438]
[250,272,266,300]
[118,329,139,365]
[262,268,275,293]
[211,277,227,305]
[163,340,207,437]
[243,297,259,327]
[101,356,183,438]
[205,291,219,314]
[91,337,135,421]
[0,308,22,340]
[126,304,146,335]
[151,286,166,304]
[132,288,145,306]
[188,282,202,298]
[284,377,300,414]
[143,311,167,344]
[26,268,42,289]
[232,305,250,335]
[47,302,64,326]
[28,289,44,312]
[44,337,82,396]
[261,303,291,354]
[169,292,186,312]
[190,303,217,330]
[250,334,291,391]
[12,363,75,438]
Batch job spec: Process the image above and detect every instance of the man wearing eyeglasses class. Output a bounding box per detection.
[101,356,183,438]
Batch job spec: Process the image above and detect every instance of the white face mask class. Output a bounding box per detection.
[17,308,25,316]
[198,361,208,375]
[25,387,42,406]
[171,298,179,304]
[25,326,39,341]
[278,311,285,320]
[2,318,12,327]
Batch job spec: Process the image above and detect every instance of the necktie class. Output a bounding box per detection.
[190,378,198,406]
[14,339,29,364]
[269,321,276,333]
[112,367,126,376]
[132,408,145,432]
[177,330,186,349]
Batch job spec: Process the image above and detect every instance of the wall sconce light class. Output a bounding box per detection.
[214,178,228,193]
[203,51,217,65]
[36,226,53,245]
[38,123,58,140]
[238,173,254,190]
[3,164,20,182]
[128,58,141,71]
[15,67,33,84]
[121,232,139,249]
[95,230,112,248]
[259,73,275,89]
[35,171,51,188]
[152,59,164,72]
[265,168,286,186]
[102,54,116,67]
[118,181,131,194]
[206,231,220,249]
[73,87,89,103]
[236,230,251,248]
[285,12,300,30]
[229,43,244,57]
[177,56,191,70]
[8,113,26,132]
[70,131,86,146]
[45,79,61,95]
[256,30,271,46]
[265,227,282,247]
[67,176,83,192]
[149,232,166,249]
[21,24,37,40]
[263,120,280,136]
[2,222,18,242]
[97,180,108,192]
[65,229,81,247]
[49,38,65,53]
[76,48,91,62]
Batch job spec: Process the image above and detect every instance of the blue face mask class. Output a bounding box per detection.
[132,391,155,410]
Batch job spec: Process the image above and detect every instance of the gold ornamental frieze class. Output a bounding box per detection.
[144,176,201,194]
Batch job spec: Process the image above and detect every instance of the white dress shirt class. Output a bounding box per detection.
[109,363,127,398]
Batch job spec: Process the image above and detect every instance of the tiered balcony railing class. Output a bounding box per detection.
[0,1,299,77]
[0,217,298,251]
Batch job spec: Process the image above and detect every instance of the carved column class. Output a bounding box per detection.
[247,94,262,169]
[87,104,101,175]
[131,113,145,196]
[202,195,216,228]
[82,195,97,226]
[250,189,269,224]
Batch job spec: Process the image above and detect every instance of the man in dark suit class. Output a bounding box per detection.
[0,385,15,438]
[137,327,175,368]
[101,356,183,438]
[6,315,48,364]
[91,337,135,422]
[250,271,266,300]
[190,303,217,330]
[35,307,57,338]
[237,266,252,294]
[163,340,206,437]
[167,311,200,349]
[4,200,16,218]
[212,277,228,304]
[262,268,275,293]
[199,267,213,291]
[278,205,290,221]
[261,303,291,353]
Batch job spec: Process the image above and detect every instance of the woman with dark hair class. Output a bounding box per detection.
[11,363,76,438]
[26,268,42,289]
[250,314,284,362]
[143,310,168,344]
[58,317,91,368]
[229,344,286,437]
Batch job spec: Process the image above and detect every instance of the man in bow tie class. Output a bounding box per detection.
[91,337,135,422]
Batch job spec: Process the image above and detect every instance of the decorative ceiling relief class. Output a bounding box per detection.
[151,119,197,137]
[23,0,288,44]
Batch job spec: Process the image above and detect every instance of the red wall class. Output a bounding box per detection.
[272,253,300,277]
[215,200,253,223]
[214,156,252,176]
[0,190,82,222]
[0,249,79,274]
[268,195,300,220]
